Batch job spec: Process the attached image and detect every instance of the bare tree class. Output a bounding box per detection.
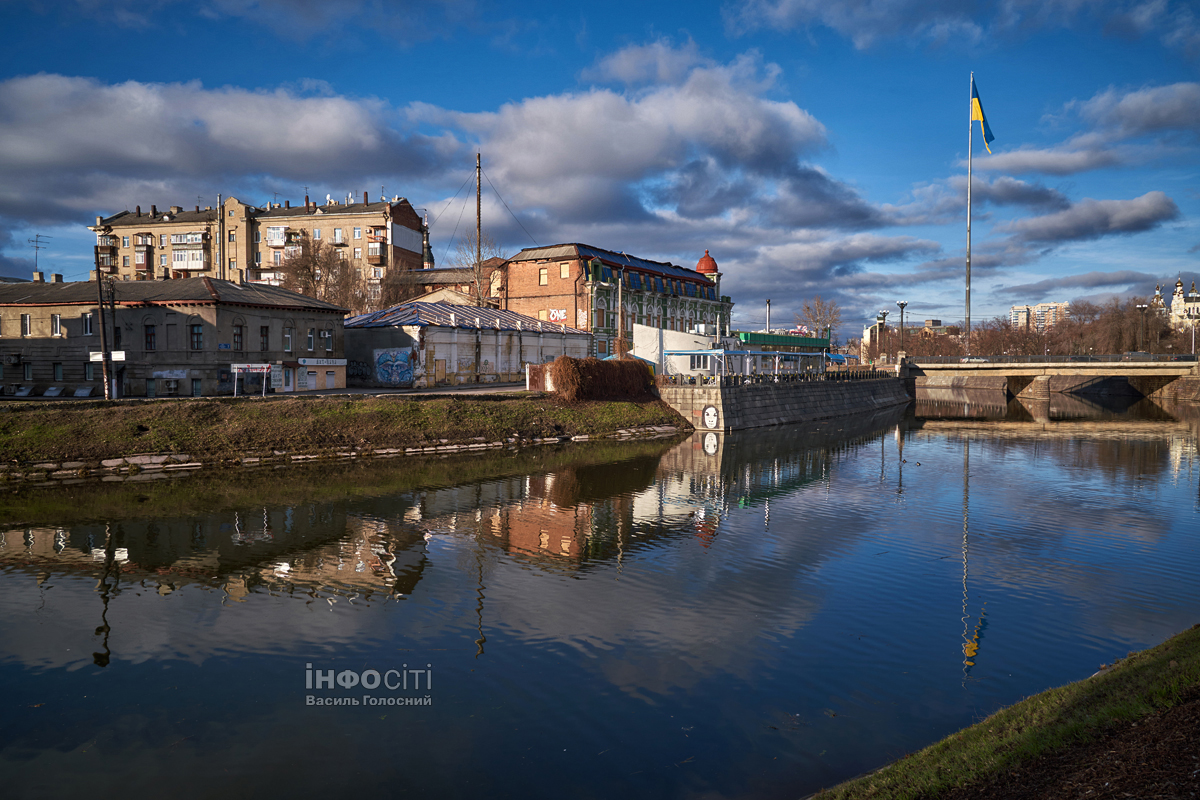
[448,230,505,307]
[278,231,368,314]
[796,295,843,340]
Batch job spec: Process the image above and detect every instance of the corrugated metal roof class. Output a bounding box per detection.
[0,278,347,313]
[509,243,714,283]
[346,301,588,334]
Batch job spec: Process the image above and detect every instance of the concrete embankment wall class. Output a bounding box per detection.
[659,378,910,431]
[1151,376,1200,402]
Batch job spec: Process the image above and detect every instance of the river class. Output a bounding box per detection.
[2,392,1198,799]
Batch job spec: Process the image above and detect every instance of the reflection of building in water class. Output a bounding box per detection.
[0,506,429,603]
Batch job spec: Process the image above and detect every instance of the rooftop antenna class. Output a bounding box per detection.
[28,234,51,271]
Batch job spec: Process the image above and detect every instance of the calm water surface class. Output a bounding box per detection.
[2,393,1199,799]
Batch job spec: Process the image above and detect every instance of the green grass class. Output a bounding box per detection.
[813,623,1200,799]
[0,394,686,464]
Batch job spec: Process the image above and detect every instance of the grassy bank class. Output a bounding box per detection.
[813,623,1200,799]
[0,393,686,463]
[0,434,683,527]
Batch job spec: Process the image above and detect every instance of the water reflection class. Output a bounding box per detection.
[1,398,1198,799]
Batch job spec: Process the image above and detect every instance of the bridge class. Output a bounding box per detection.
[906,357,1200,400]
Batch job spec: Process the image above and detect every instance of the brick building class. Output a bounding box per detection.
[496,244,733,356]
[88,192,430,297]
[1,275,346,398]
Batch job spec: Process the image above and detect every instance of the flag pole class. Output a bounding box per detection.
[966,71,973,357]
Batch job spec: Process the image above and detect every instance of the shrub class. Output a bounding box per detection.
[548,356,653,402]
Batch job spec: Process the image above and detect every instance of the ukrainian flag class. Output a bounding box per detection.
[971,77,995,154]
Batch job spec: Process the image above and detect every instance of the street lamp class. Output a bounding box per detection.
[1136,303,1149,351]
[877,309,889,363]
[1188,308,1199,355]
[896,300,908,354]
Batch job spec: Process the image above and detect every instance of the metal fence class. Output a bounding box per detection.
[910,354,1199,365]
[658,370,893,387]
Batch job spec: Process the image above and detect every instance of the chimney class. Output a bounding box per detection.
[170,206,182,214]
[195,205,200,212]
[363,191,368,205]
[151,205,157,217]
[51,273,63,283]
[285,200,290,209]
[95,216,102,226]
[136,205,141,217]
[33,271,44,283]
[305,194,310,209]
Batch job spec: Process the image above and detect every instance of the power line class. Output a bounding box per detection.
[431,172,474,228]
[481,167,538,247]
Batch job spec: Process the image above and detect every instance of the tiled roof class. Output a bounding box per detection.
[0,278,347,313]
[393,267,477,284]
[99,199,417,228]
[346,301,587,334]
[508,243,712,283]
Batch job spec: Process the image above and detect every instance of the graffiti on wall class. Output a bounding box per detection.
[374,348,414,386]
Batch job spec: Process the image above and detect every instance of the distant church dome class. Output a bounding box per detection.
[696,249,719,275]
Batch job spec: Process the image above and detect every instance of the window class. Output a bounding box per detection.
[594,309,605,328]
[229,210,234,217]
[85,363,94,381]
[283,327,293,352]
[597,340,608,355]
[372,268,382,279]
[353,227,361,239]
[259,326,269,351]
[160,254,168,266]
[255,252,262,265]
[145,324,156,351]
[233,325,243,351]
[122,236,130,247]
[82,313,92,336]
[170,231,205,245]
[123,255,130,267]
[135,250,145,265]
[53,362,63,381]
[333,228,343,243]
[313,229,321,240]
[192,378,202,397]
[689,355,710,371]
[560,263,569,279]
[273,251,281,265]
[336,250,346,261]
[353,247,361,259]
[190,323,203,350]
[307,328,315,351]
[539,267,548,285]
[24,363,33,381]
[228,231,236,243]
[229,259,237,272]
[254,230,261,243]
[51,314,61,336]
[265,226,286,246]
[368,242,381,257]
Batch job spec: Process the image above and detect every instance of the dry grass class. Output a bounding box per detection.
[548,355,654,402]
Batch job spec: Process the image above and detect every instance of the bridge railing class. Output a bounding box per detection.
[910,354,1199,365]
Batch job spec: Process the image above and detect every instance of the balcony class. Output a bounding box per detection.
[367,252,386,266]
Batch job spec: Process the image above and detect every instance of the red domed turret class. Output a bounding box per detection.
[696,249,718,275]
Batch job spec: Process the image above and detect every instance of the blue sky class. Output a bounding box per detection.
[1,0,1198,336]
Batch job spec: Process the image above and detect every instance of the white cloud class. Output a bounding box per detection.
[1000,190,1180,243]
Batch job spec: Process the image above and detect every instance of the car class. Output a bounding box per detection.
[1169,354,1198,361]
[1069,355,1100,361]
[1122,351,1151,361]
[959,356,989,363]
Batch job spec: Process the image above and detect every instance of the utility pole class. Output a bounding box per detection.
[896,300,908,353]
[96,275,112,399]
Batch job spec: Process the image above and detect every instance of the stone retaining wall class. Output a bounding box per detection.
[659,378,910,431]
[0,425,685,487]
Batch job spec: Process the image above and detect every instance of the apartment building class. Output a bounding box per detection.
[497,244,733,356]
[89,193,430,294]
[1010,301,1069,331]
